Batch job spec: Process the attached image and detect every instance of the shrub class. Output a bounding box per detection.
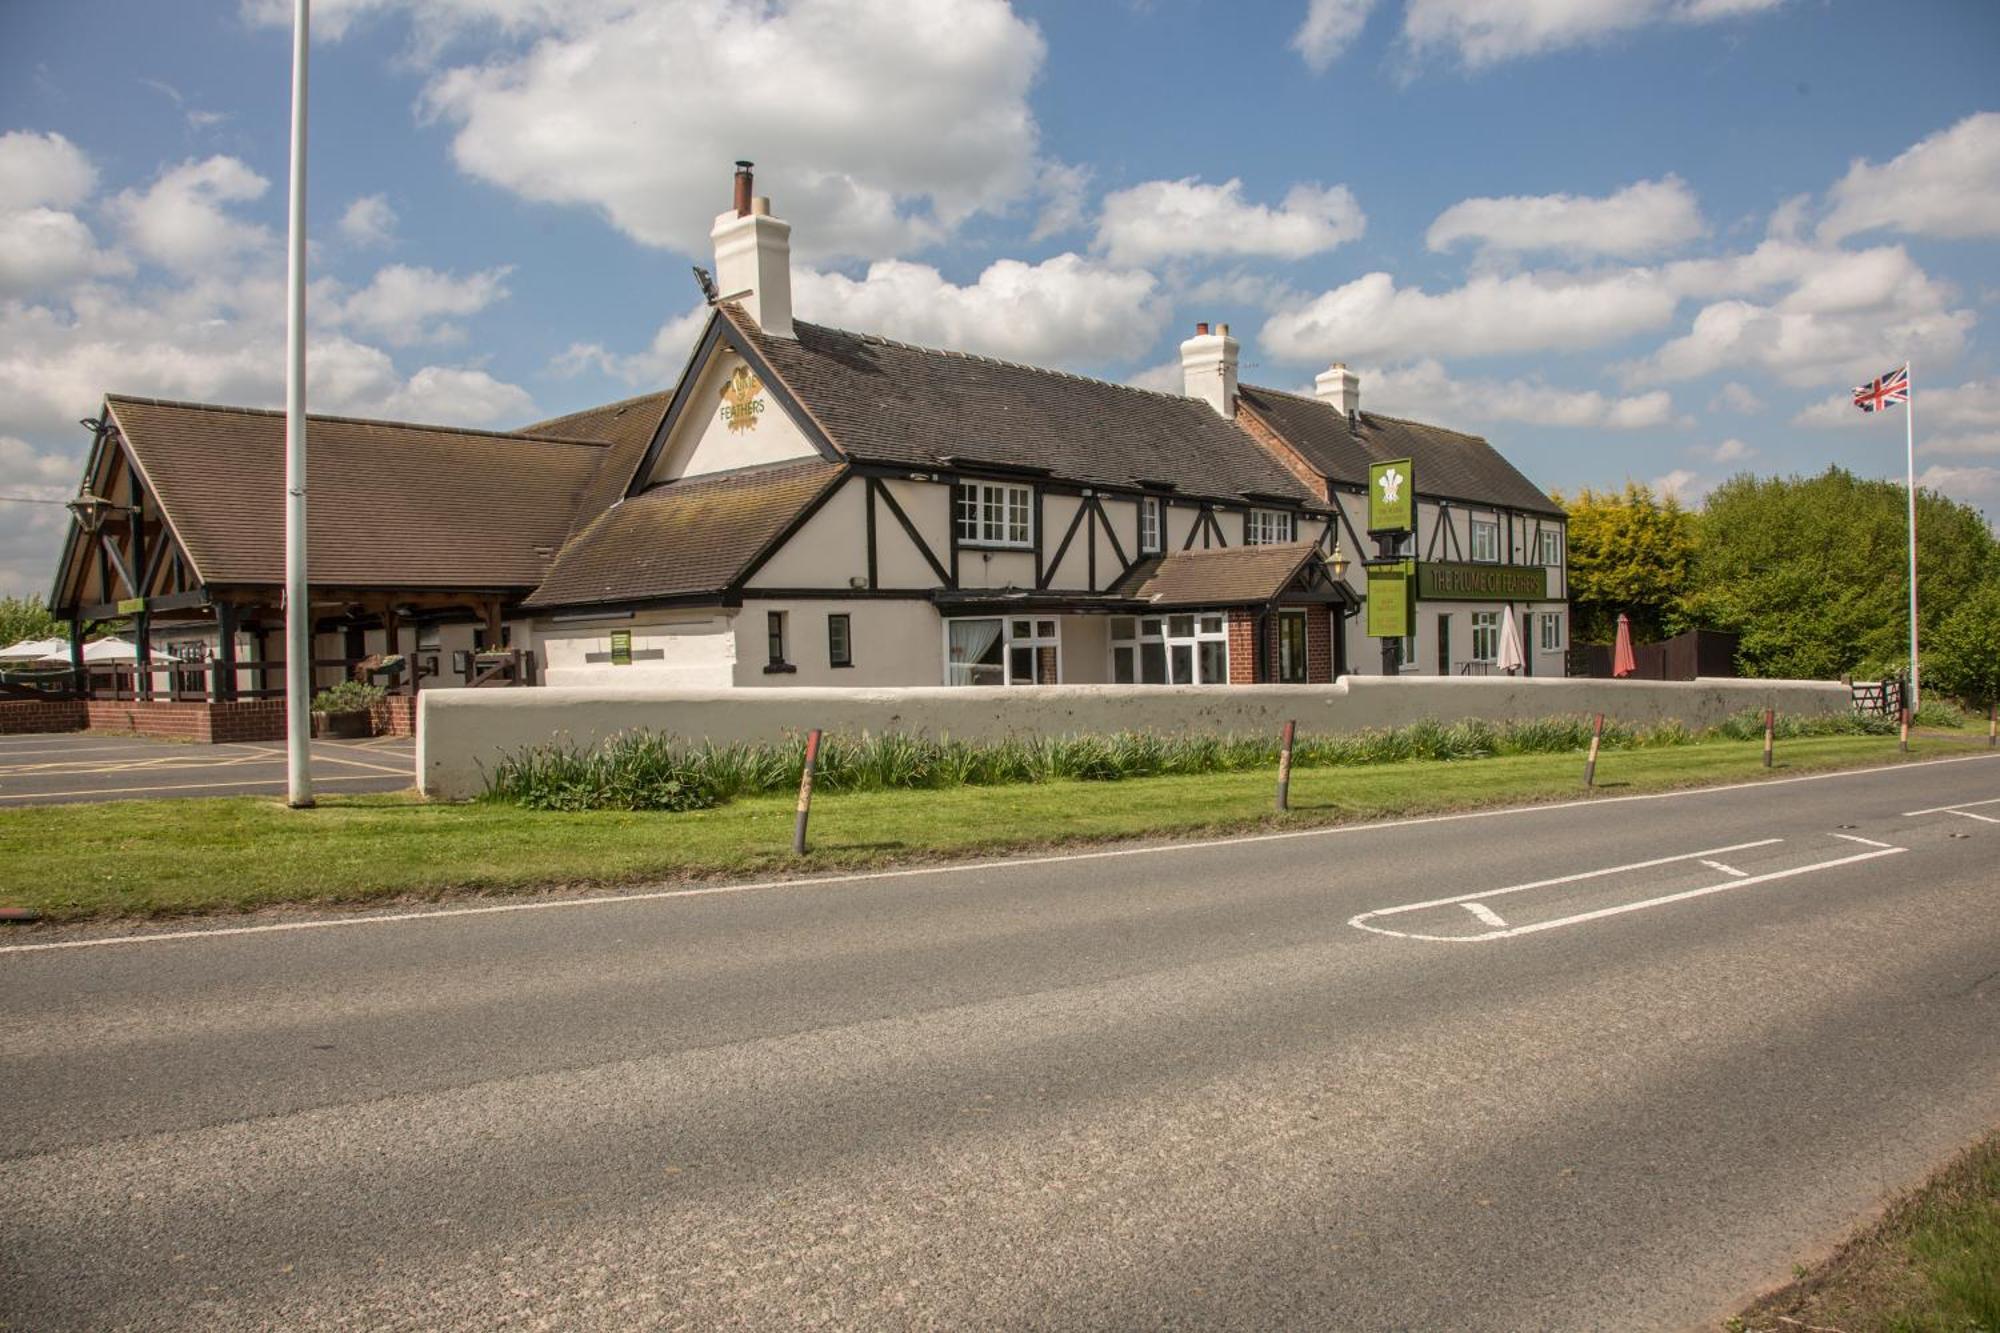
[312,680,387,713]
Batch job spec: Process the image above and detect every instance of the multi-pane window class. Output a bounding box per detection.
[1470,518,1500,562]
[828,613,852,667]
[1139,496,1163,554]
[1538,527,1562,565]
[1539,612,1562,652]
[766,611,789,667]
[1471,610,1500,662]
[945,617,1058,685]
[1110,614,1229,685]
[954,482,1033,547]
[1244,509,1297,546]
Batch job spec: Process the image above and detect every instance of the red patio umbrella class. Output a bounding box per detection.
[1612,613,1637,678]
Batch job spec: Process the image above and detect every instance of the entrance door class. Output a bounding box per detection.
[1277,610,1308,683]
[1436,614,1451,677]
[1521,613,1534,677]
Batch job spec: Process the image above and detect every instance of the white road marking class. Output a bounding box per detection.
[1944,808,2000,824]
[1,751,1990,957]
[1831,833,1898,849]
[0,773,396,803]
[1462,902,1508,928]
[1353,846,1908,942]
[1353,840,1783,920]
[1698,859,1748,878]
[1903,795,2000,816]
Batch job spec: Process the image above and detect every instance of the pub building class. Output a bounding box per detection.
[45,163,1565,724]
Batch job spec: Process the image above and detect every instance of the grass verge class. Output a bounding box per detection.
[1731,1128,2000,1332]
[0,734,1966,926]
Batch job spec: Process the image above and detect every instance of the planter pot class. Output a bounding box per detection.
[313,709,371,739]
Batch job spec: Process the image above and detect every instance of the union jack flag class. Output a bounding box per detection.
[1852,364,1910,413]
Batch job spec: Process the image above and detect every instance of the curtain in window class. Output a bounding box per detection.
[947,619,1004,686]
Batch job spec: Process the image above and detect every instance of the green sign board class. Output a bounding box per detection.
[1365,560,1415,638]
[115,597,146,615]
[1416,561,1547,601]
[1367,457,1415,533]
[609,629,633,666]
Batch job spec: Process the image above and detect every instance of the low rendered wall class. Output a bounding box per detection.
[418,676,1849,799]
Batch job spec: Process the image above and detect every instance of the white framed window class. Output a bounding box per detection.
[1244,509,1297,546]
[1109,613,1229,685]
[944,616,1059,686]
[1139,496,1163,554]
[1538,527,1562,565]
[1471,610,1500,662]
[954,482,1033,547]
[1539,612,1562,652]
[1399,633,1418,672]
[1470,518,1500,562]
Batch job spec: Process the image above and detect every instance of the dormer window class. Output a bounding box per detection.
[1244,509,1296,546]
[954,481,1033,547]
[1139,496,1163,554]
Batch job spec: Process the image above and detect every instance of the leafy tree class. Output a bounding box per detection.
[1552,483,1697,643]
[1925,578,2000,706]
[0,594,64,647]
[1687,467,1997,680]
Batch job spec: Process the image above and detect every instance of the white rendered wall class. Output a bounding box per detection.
[732,598,942,687]
[420,675,1851,798]
[538,611,736,689]
[652,350,820,484]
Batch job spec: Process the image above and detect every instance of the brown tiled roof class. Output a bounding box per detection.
[103,395,607,589]
[1115,542,1326,608]
[520,390,674,541]
[522,458,844,610]
[724,306,1326,507]
[1236,384,1562,516]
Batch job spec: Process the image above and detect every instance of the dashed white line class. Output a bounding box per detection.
[1944,808,2000,825]
[1830,833,1898,849]
[1903,795,2000,816]
[1462,902,1508,928]
[1697,859,1748,878]
[1352,839,1783,920]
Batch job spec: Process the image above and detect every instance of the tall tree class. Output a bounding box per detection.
[1552,483,1696,643]
[1687,467,1997,680]
[0,595,63,647]
[1925,578,2000,706]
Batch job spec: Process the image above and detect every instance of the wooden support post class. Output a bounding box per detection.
[1989,700,1996,749]
[1762,707,1774,769]
[134,608,151,701]
[1275,719,1296,813]
[68,617,86,698]
[1583,712,1605,788]
[485,598,504,648]
[794,729,823,856]
[213,601,238,702]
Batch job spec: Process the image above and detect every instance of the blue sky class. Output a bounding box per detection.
[2,0,1996,596]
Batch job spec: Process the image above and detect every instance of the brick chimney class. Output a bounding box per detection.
[1315,362,1360,419]
[1180,321,1239,418]
[709,161,794,339]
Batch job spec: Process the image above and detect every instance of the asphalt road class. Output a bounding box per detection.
[0,732,415,804]
[4,754,1999,1330]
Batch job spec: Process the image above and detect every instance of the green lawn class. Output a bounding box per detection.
[0,734,1965,925]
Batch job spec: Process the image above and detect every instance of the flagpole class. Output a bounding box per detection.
[283,0,314,808]
[1904,359,1919,713]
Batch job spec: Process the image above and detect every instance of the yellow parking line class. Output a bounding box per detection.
[0,773,403,802]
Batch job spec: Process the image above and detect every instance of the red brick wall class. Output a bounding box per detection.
[81,699,287,743]
[1227,611,1257,685]
[1222,607,1334,685]
[1305,606,1334,684]
[370,695,417,737]
[0,699,87,735]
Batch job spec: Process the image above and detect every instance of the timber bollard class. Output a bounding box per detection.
[1583,712,1605,788]
[1989,701,1996,748]
[1276,719,1296,812]
[1899,708,1910,755]
[793,728,822,856]
[1762,707,1775,769]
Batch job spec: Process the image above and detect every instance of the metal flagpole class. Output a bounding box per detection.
[1904,359,1919,713]
[283,0,314,807]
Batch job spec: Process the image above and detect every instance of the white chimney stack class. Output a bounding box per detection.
[710,160,794,339]
[1316,361,1360,418]
[1180,321,1239,418]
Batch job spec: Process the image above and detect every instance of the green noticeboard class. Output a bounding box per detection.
[1367,457,1414,533]
[1365,561,1414,638]
[1416,561,1547,601]
[116,597,146,616]
[609,629,633,666]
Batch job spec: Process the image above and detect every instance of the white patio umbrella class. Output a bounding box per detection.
[1497,608,1527,675]
[0,637,67,662]
[34,636,136,665]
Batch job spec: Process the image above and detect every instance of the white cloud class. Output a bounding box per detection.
[554,302,710,386]
[1709,381,1763,414]
[335,263,513,346]
[1696,437,1754,463]
[1650,467,1707,504]
[1263,269,1677,364]
[0,208,127,299]
[417,0,1048,260]
[107,155,273,273]
[1916,463,2000,522]
[0,130,97,209]
[795,253,1169,365]
[1354,358,1678,430]
[339,194,398,248]
[1401,0,1785,69]
[0,435,82,486]
[1426,176,1703,258]
[1293,0,1379,71]
[1095,177,1365,266]
[1820,113,2000,244]
[1029,161,1093,243]
[1793,377,2000,457]
[1127,358,1184,394]
[1625,296,1971,388]
[373,366,538,424]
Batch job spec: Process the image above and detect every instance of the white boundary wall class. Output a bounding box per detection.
[419,676,1849,799]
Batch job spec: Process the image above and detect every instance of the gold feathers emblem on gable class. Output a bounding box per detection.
[718,365,765,433]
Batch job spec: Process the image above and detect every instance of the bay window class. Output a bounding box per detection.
[945,617,1059,686]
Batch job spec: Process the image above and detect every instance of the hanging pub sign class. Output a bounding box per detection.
[1416,562,1548,601]
[1365,559,1415,638]
[1367,457,1414,533]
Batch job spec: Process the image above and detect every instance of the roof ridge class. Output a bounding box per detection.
[520,389,673,436]
[104,394,610,448]
[1240,382,1488,444]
